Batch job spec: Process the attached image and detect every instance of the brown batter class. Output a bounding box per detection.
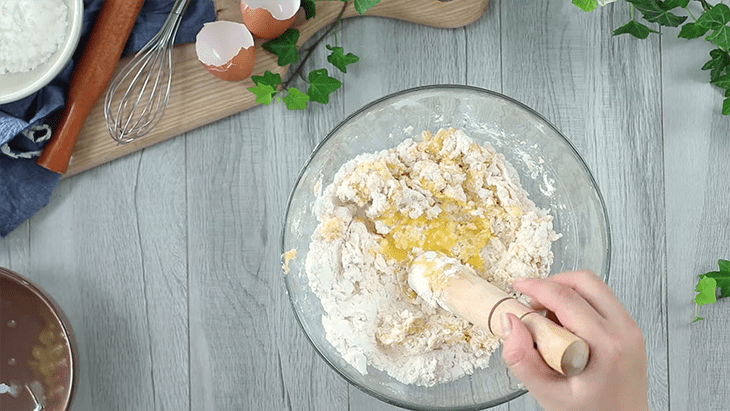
[0,269,74,411]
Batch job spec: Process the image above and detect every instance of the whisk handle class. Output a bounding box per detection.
[37,0,145,174]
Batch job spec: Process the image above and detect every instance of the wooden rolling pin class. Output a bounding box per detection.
[37,0,146,174]
[409,251,590,377]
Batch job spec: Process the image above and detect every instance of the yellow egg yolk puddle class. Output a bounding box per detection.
[334,129,513,271]
[377,201,493,270]
[374,129,498,270]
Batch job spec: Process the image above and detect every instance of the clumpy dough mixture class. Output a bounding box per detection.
[305,128,559,386]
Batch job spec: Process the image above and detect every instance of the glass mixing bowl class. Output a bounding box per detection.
[280,85,610,410]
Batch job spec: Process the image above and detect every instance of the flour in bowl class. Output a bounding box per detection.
[0,0,69,74]
[305,128,559,386]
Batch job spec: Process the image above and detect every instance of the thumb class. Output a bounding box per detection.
[500,313,564,397]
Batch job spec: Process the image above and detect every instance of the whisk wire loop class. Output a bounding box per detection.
[104,0,190,144]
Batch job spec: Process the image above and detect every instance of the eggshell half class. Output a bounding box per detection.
[195,21,256,81]
[241,0,299,40]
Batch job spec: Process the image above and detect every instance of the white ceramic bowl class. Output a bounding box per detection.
[281,85,611,410]
[0,0,84,104]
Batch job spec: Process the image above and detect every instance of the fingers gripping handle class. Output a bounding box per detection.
[490,299,590,377]
[409,252,590,377]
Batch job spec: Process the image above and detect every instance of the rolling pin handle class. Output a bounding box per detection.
[520,311,590,377]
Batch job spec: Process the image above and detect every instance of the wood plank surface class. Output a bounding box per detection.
[32,154,157,409]
[185,23,349,406]
[5,0,730,410]
[662,6,730,409]
[502,3,669,410]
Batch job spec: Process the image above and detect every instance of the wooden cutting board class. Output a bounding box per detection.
[62,0,490,178]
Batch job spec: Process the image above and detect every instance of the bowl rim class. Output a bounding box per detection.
[280,84,612,410]
[0,0,84,104]
[0,267,79,410]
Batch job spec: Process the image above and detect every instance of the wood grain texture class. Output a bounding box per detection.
[132,138,190,410]
[185,62,348,409]
[61,0,490,178]
[0,139,189,410]
[465,0,501,93]
[0,224,30,274]
[500,2,668,410]
[662,13,730,411]
[39,155,155,410]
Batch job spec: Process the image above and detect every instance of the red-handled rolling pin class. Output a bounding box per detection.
[37,0,145,174]
[409,251,590,377]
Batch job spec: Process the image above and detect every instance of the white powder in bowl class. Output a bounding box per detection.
[0,0,69,74]
[305,128,560,387]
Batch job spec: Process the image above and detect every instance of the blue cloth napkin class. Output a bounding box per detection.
[0,0,216,238]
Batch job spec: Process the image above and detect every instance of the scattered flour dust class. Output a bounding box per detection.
[304,128,560,387]
[0,0,69,74]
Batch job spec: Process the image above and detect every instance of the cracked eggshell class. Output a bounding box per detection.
[195,21,256,82]
[240,0,299,40]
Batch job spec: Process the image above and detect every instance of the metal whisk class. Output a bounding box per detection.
[104,0,191,144]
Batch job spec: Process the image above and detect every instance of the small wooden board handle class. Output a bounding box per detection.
[289,0,491,47]
[36,0,146,174]
[445,274,590,377]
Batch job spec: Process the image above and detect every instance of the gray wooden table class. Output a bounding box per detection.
[2,1,728,410]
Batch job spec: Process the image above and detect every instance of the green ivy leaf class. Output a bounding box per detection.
[693,259,730,322]
[702,49,730,82]
[573,0,598,11]
[263,29,300,66]
[302,0,316,19]
[719,259,730,272]
[354,0,380,14]
[626,0,687,27]
[662,0,690,9]
[252,71,282,88]
[283,87,309,110]
[711,73,730,89]
[247,84,276,105]
[726,88,730,97]
[326,45,360,73]
[702,271,730,296]
[613,20,660,39]
[694,275,718,306]
[702,49,728,71]
[696,3,730,30]
[706,25,730,50]
[713,67,729,83]
[678,22,710,39]
[307,68,342,104]
[702,260,730,296]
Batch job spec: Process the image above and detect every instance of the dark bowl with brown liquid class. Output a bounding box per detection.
[0,268,78,411]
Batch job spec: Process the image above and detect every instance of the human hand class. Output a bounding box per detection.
[500,271,648,411]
